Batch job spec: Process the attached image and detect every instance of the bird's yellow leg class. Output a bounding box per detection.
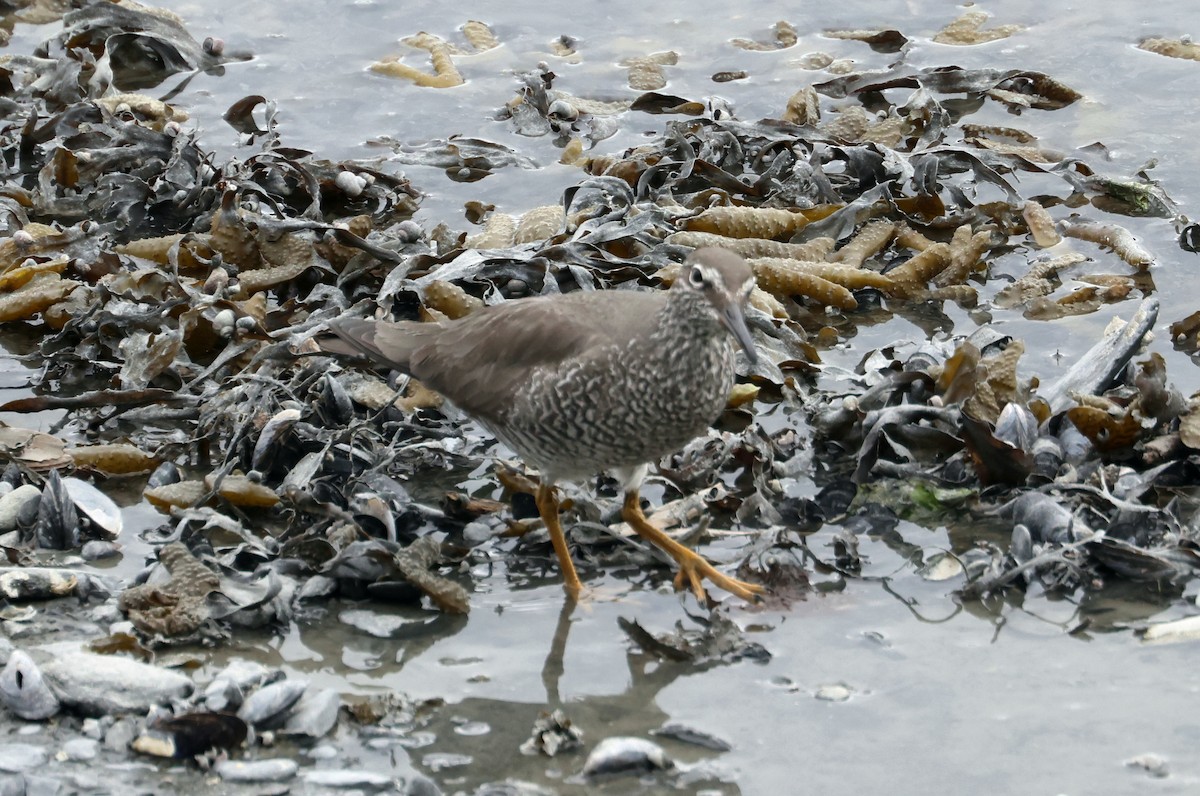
[536,483,584,598]
[621,490,763,603]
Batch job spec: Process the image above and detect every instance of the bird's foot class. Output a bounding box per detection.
[622,491,764,604]
[670,549,765,603]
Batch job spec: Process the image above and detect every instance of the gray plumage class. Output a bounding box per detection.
[324,248,757,484]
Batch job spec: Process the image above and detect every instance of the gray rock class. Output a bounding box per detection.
[22,774,62,796]
[41,652,193,716]
[103,718,137,752]
[215,758,299,783]
[212,660,272,692]
[203,677,243,712]
[406,773,443,796]
[60,738,97,762]
[0,743,47,772]
[303,769,393,788]
[306,744,338,760]
[0,651,60,720]
[281,688,340,738]
[79,542,120,562]
[237,679,307,727]
[0,486,41,533]
[582,737,672,777]
[338,609,417,639]
[0,774,19,796]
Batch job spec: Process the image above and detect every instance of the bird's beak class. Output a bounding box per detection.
[720,303,758,365]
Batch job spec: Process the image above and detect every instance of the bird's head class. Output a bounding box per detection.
[674,247,758,364]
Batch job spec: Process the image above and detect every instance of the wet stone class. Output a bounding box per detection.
[305,744,339,760]
[215,758,299,782]
[1125,753,1169,778]
[303,769,394,788]
[452,720,490,737]
[42,652,193,715]
[0,650,60,720]
[815,683,854,702]
[422,752,472,771]
[651,722,732,752]
[406,773,443,796]
[0,743,47,772]
[281,687,340,738]
[582,737,672,777]
[60,738,98,761]
[104,718,138,752]
[80,542,120,561]
[339,608,422,638]
[24,774,64,796]
[237,679,308,727]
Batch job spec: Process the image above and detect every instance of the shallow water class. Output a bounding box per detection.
[3,1,1200,793]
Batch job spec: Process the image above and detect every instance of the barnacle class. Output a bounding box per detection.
[1061,220,1154,269]
[926,284,979,306]
[234,257,318,298]
[115,234,187,264]
[514,205,565,244]
[619,51,678,91]
[746,257,892,291]
[752,260,858,310]
[1022,200,1061,248]
[0,272,81,322]
[209,474,279,508]
[994,253,1087,308]
[884,243,952,294]
[962,341,1027,423]
[68,444,158,474]
[782,87,820,125]
[684,206,826,239]
[933,10,1023,45]
[830,221,895,267]
[732,21,797,51]
[465,212,516,249]
[932,226,992,288]
[424,280,483,319]
[668,231,835,261]
[0,256,68,292]
[1138,38,1200,62]
[144,480,206,510]
[1066,405,1143,452]
[748,287,789,319]
[894,223,936,252]
[461,20,499,52]
[822,105,906,147]
[370,35,464,88]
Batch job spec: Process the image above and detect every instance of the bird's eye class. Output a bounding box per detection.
[688,266,706,288]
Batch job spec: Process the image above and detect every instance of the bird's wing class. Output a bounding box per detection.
[410,290,664,421]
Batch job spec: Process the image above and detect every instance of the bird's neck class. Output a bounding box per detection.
[661,289,722,341]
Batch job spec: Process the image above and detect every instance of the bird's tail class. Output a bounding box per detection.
[319,317,421,374]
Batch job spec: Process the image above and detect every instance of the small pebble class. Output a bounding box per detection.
[1125,753,1169,778]
[306,744,339,759]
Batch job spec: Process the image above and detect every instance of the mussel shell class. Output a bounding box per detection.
[36,470,80,549]
[63,477,123,538]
